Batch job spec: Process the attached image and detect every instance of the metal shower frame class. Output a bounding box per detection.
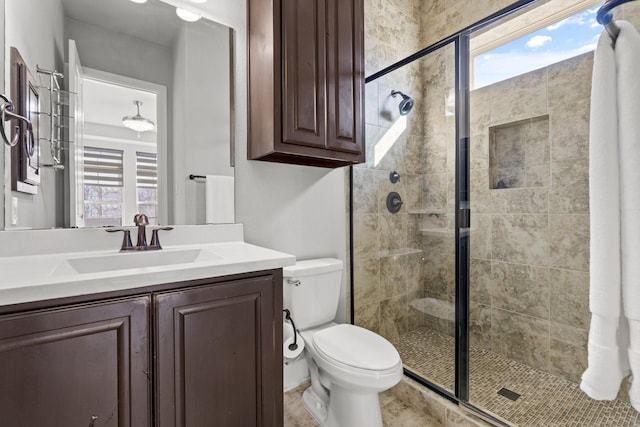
[349,0,546,424]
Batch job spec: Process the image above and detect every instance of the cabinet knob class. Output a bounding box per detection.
[88,415,99,427]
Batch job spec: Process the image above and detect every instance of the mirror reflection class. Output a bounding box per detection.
[3,0,234,230]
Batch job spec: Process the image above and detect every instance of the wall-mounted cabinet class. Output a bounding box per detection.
[248,0,365,168]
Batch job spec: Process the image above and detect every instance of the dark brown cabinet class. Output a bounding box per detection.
[249,0,365,168]
[0,296,151,427]
[0,271,283,427]
[155,275,283,427]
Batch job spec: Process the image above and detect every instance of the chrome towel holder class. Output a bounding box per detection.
[0,94,35,156]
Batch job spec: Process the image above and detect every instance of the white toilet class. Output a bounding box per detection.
[283,258,403,427]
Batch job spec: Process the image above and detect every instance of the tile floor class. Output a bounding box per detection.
[284,382,444,427]
[394,327,640,427]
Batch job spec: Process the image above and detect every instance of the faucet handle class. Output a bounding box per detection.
[105,228,134,251]
[150,227,174,249]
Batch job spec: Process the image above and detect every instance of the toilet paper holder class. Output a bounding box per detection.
[283,309,299,351]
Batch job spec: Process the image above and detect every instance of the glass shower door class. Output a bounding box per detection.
[353,39,459,395]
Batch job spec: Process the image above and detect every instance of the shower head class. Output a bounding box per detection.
[391,90,415,116]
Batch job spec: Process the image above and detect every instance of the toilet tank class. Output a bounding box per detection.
[283,258,343,330]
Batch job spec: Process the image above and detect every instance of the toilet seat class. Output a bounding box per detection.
[312,324,400,371]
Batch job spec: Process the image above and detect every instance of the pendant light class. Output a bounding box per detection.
[122,100,155,133]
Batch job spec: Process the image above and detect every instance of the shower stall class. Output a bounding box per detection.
[351,0,640,425]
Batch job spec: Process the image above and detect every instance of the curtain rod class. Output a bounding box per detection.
[597,0,637,41]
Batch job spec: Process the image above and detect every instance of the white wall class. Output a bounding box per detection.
[64,19,173,89]
[172,20,232,225]
[180,0,351,322]
[3,0,65,229]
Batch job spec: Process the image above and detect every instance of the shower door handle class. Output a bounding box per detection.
[459,206,470,229]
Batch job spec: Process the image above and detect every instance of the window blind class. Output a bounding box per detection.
[83,146,124,187]
[136,151,157,188]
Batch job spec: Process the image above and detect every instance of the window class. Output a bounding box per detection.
[83,146,124,227]
[136,151,158,225]
[472,0,603,89]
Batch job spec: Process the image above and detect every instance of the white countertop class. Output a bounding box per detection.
[0,224,296,307]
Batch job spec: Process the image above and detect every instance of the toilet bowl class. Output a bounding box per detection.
[283,258,403,427]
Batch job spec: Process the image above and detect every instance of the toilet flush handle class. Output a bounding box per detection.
[287,279,301,286]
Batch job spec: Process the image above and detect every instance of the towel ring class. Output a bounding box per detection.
[0,94,35,151]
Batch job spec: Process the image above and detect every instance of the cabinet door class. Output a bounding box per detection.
[282,0,327,149]
[326,0,364,155]
[155,274,283,427]
[0,297,151,427]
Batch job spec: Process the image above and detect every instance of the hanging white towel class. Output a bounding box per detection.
[581,21,640,412]
[205,175,235,224]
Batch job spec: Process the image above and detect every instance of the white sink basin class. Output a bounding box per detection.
[52,248,223,276]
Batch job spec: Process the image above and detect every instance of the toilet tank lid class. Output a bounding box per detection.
[283,258,343,278]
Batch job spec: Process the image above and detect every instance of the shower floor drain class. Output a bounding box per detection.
[497,387,521,401]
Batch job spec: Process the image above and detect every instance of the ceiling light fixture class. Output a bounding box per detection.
[189,0,208,3]
[122,101,155,132]
[129,0,148,3]
[176,7,202,22]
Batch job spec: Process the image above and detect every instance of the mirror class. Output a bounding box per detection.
[2,0,234,230]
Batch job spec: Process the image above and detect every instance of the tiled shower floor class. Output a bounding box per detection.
[393,327,640,427]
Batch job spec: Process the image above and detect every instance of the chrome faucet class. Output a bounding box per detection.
[106,214,173,251]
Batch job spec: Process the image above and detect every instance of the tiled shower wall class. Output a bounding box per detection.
[354,0,426,341]
[356,0,640,387]
[467,53,593,383]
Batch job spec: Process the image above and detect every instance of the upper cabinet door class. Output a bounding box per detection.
[248,0,365,168]
[282,0,327,149]
[325,0,364,154]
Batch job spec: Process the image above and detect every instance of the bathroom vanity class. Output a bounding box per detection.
[0,225,294,427]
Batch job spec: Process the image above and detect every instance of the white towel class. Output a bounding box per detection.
[581,21,640,411]
[205,175,234,224]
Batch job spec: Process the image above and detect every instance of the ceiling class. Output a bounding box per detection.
[60,0,184,47]
[82,78,157,131]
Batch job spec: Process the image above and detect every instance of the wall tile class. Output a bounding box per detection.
[549,322,588,383]
[405,132,427,174]
[425,134,449,174]
[355,302,380,334]
[549,158,589,214]
[525,164,550,188]
[471,258,492,305]
[525,118,550,165]
[491,309,550,371]
[489,68,548,125]
[491,188,548,214]
[380,295,409,341]
[423,173,449,210]
[492,214,549,266]
[549,268,590,329]
[354,257,381,310]
[550,109,590,162]
[353,213,379,260]
[423,252,455,301]
[471,303,492,351]
[471,169,491,213]
[491,261,550,319]
[353,167,384,214]
[470,214,492,260]
[379,212,408,251]
[365,80,380,126]
[471,133,490,171]
[381,253,408,299]
[549,214,589,271]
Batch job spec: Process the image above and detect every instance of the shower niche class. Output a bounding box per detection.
[488,115,550,190]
